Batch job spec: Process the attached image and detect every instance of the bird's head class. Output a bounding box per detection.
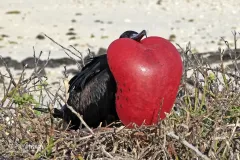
[119,30,147,42]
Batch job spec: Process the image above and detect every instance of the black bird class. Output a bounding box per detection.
[34,30,147,130]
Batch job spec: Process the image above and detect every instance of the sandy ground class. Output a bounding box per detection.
[0,0,240,103]
[0,0,240,61]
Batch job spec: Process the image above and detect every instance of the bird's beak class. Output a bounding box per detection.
[132,30,147,42]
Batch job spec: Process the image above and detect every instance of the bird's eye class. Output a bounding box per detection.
[130,33,138,39]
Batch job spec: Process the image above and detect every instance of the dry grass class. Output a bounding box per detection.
[0,32,239,160]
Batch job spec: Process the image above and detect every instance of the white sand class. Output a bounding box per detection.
[0,0,240,61]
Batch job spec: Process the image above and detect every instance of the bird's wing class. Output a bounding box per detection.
[67,68,117,127]
[68,55,107,92]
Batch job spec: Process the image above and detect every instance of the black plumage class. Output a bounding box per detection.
[62,55,117,129]
[34,30,147,130]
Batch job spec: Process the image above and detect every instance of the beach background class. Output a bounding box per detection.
[0,0,239,61]
[0,0,240,98]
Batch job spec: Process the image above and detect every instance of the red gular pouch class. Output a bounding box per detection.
[107,36,183,128]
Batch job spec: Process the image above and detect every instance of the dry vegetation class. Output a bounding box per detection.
[0,32,239,160]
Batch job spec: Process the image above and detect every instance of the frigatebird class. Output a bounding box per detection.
[34,30,147,130]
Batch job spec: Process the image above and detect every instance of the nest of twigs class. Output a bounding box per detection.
[0,32,239,160]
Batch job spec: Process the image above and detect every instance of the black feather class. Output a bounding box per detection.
[68,55,108,92]
[64,54,118,129]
